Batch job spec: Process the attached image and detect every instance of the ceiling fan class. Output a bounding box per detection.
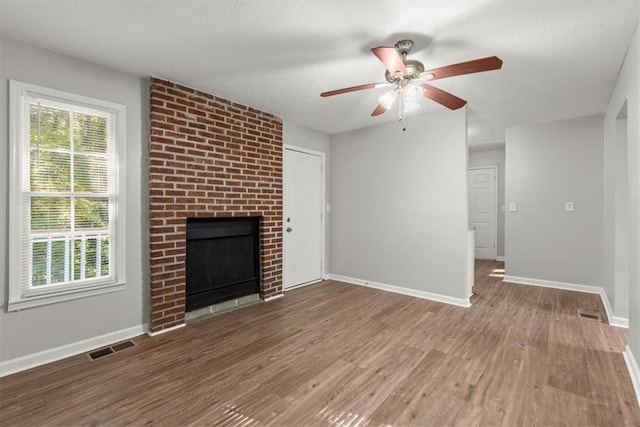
[320,39,502,119]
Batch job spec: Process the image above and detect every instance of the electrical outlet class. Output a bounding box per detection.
[509,202,517,212]
[565,201,574,212]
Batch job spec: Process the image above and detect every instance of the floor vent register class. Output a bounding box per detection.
[577,309,601,322]
[88,340,135,360]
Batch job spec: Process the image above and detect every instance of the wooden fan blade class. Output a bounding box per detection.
[422,84,467,110]
[371,103,388,116]
[422,56,502,81]
[371,46,408,77]
[320,82,386,97]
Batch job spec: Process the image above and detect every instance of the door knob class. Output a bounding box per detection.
[286,227,293,233]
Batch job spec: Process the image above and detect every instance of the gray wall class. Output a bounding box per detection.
[468,147,506,258]
[329,109,469,300]
[283,121,331,274]
[604,22,639,352]
[505,115,604,287]
[0,37,146,362]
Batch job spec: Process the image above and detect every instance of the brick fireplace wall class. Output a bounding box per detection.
[148,77,283,333]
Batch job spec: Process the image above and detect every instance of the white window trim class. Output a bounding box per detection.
[8,80,126,311]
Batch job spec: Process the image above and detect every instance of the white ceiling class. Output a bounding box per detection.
[1,1,639,141]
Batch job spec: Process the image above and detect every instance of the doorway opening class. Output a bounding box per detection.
[613,100,629,320]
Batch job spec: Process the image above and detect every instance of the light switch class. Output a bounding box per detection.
[565,201,574,212]
[509,202,517,212]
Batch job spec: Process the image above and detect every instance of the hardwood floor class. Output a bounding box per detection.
[2,260,638,426]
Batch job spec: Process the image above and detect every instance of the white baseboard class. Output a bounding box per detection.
[0,324,147,378]
[623,345,640,407]
[284,279,323,292]
[326,274,471,308]
[263,293,284,302]
[503,275,629,328]
[147,323,185,337]
[496,256,506,262]
[612,316,630,328]
[504,275,604,294]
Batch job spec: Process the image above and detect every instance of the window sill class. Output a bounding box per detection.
[7,282,126,312]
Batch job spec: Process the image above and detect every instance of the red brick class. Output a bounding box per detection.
[148,77,283,332]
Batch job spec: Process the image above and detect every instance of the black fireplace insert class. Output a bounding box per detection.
[185,216,260,311]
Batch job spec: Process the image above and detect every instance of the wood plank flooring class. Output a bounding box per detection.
[1,260,638,426]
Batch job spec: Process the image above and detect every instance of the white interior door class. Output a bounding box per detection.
[284,148,323,289]
[469,167,497,259]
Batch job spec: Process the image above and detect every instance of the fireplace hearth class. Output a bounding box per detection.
[185,217,260,312]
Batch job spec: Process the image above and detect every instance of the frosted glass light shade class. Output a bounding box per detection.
[405,84,424,102]
[404,101,420,112]
[378,89,398,109]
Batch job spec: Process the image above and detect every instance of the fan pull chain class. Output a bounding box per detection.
[398,90,407,131]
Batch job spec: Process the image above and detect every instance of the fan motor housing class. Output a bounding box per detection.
[385,59,425,83]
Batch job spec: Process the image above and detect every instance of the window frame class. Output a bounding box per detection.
[8,80,126,311]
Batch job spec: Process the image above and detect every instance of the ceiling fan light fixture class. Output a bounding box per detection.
[378,89,398,109]
[320,39,502,123]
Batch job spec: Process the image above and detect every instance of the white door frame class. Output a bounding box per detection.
[283,145,326,290]
[468,165,498,260]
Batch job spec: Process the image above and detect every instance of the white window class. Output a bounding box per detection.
[9,81,126,311]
